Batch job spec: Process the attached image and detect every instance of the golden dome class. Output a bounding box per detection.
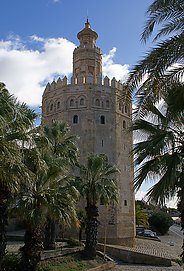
[77,19,98,41]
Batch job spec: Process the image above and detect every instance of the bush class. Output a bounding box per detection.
[66,237,84,247]
[135,204,149,227]
[149,211,173,235]
[1,253,22,271]
[175,257,183,266]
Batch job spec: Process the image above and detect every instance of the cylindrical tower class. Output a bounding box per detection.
[42,20,135,247]
[73,20,102,83]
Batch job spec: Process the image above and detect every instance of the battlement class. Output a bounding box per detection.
[44,75,126,93]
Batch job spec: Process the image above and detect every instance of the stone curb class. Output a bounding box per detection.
[87,262,115,271]
[136,236,161,242]
[41,246,83,260]
[97,244,171,267]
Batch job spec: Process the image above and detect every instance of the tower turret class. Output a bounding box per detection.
[73,20,102,84]
[77,19,98,48]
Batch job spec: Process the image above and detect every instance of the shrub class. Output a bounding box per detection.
[149,211,173,235]
[66,237,84,247]
[1,253,22,271]
[135,204,149,227]
[175,257,183,266]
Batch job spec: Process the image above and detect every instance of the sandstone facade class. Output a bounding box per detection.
[42,20,135,246]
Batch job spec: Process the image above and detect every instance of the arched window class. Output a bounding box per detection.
[127,105,130,116]
[70,99,74,107]
[73,115,78,124]
[100,115,105,124]
[95,99,100,106]
[57,101,60,109]
[80,98,84,106]
[123,120,126,128]
[46,106,49,114]
[50,104,53,111]
[106,100,110,108]
[125,105,127,113]
[119,103,121,110]
[100,197,105,205]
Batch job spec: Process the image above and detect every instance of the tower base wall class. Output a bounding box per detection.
[98,237,135,247]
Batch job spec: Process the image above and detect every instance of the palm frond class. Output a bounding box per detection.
[141,0,184,42]
[129,34,184,89]
[154,19,184,41]
[76,154,119,206]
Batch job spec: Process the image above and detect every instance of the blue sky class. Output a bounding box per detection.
[0,0,177,207]
[1,0,153,67]
[0,0,154,106]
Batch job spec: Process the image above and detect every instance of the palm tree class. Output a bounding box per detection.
[127,0,184,260]
[128,0,184,116]
[42,121,79,249]
[75,154,119,259]
[77,209,86,242]
[43,121,78,167]
[0,83,36,267]
[132,86,184,257]
[18,131,79,271]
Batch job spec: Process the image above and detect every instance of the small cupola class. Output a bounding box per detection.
[77,19,98,48]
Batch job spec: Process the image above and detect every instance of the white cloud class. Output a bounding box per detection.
[0,36,75,106]
[0,36,129,106]
[135,190,147,201]
[102,47,129,82]
[30,35,45,42]
[135,190,178,208]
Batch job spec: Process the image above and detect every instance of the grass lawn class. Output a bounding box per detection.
[37,251,106,271]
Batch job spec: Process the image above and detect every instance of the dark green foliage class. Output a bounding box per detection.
[128,0,184,260]
[0,82,37,268]
[77,209,86,242]
[75,154,119,259]
[1,253,22,271]
[17,121,79,269]
[149,211,173,235]
[42,121,79,250]
[66,237,84,247]
[135,203,149,227]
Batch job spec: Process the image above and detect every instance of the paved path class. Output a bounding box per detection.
[111,225,183,271]
[7,241,23,252]
[7,225,184,270]
[112,262,183,271]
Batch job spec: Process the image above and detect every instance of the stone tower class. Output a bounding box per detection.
[42,20,135,246]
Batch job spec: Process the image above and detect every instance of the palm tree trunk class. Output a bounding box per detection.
[0,201,8,268]
[0,185,9,268]
[79,228,82,242]
[44,218,56,250]
[84,205,99,259]
[180,206,184,263]
[178,203,184,262]
[21,227,43,271]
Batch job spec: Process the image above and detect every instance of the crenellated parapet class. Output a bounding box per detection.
[43,75,127,94]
